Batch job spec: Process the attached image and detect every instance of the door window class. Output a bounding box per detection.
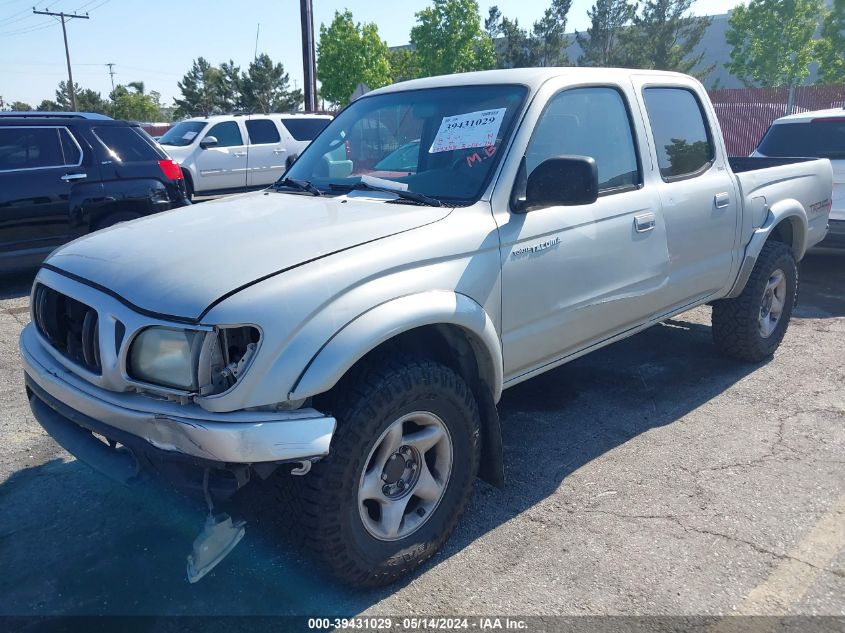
[205,121,243,147]
[0,127,71,171]
[643,88,715,180]
[245,119,281,145]
[525,87,641,193]
[281,118,330,141]
[59,128,82,165]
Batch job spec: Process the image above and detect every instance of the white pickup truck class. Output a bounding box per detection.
[21,68,832,587]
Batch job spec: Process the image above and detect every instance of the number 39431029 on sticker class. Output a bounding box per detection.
[429,107,507,153]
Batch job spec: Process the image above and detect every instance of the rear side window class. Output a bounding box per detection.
[93,126,162,162]
[59,128,82,165]
[757,120,845,159]
[246,119,281,144]
[281,118,330,141]
[0,127,77,170]
[643,88,715,180]
[526,86,641,192]
[205,121,243,147]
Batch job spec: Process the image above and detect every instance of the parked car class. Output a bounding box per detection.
[22,69,832,587]
[0,112,189,273]
[753,108,845,249]
[158,113,332,198]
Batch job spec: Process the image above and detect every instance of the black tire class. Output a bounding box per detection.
[285,359,481,587]
[712,240,797,362]
[94,211,141,231]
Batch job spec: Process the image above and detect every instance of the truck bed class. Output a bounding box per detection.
[728,156,816,173]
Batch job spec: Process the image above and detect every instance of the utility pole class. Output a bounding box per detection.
[32,9,90,111]
[299,0,317,113]
[106,63,116,93]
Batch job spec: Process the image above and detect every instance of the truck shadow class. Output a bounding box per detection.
[0,271,35,300]
[0,258,839,616]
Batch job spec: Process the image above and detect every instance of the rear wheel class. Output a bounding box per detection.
[712,240,797,362]
[288,359,481,587]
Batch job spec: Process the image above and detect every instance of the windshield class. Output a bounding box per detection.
[284,85,528,203]
[159,121,207,147]
[757,119,845,159]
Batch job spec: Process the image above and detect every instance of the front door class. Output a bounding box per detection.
[194,120,249,192]
[497,86,670,381]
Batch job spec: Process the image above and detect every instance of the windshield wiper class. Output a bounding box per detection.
[329,181,443,207]
[273,177,323,196]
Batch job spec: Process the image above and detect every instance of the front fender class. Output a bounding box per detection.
[726,199,808,299]
[289,290,504,402]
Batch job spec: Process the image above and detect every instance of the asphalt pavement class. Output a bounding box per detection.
[0,254,842,619]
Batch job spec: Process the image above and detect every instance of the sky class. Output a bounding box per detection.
[0,0,743,108]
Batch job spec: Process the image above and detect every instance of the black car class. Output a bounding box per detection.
[0,112,190,272]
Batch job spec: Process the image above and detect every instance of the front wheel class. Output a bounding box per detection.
[290,359,481,587]
[712,240,798,362]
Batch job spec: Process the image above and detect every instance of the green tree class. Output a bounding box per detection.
[410,0,496,77]
[241,53,301,113]
[56,82,109,113]
[10,101,33,111]
[531,0,573,66]
[318,10,392,106]
[726,0,824,87]
[36,99,62,111]
[816,0,845,84]
[219,60,243,110]
[110,82,160,121]
[576,0,637,67]
[485,6,535,68]
[389,48,421,83]
[174,57,224,117]
[618,0,712,77]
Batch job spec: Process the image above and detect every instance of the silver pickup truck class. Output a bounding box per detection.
[21,68,832,587]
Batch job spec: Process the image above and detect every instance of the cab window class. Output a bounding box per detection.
[525,87,641,193]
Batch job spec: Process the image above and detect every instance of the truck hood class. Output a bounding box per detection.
[46,190,451,321]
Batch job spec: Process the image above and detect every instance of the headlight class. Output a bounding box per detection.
[128,327,206,390]
[128,325,259,394]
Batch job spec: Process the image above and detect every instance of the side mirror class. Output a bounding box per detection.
[200,136,218,149]
[520,156,598,211]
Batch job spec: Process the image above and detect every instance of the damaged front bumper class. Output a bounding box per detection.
[20,323,336,486]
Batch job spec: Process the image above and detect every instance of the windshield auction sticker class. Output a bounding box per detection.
[429,108,507,153]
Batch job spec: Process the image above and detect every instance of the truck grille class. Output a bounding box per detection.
[33,284,102,374]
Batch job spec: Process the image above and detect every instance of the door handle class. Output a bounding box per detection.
[61,173,87,182]
[715,192,731,209]
[232,152,247,158]
[634,212,656,233]
[272,149,286,155]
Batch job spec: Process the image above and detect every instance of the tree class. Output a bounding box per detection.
[617,0,712,77]
[56,82,108,113]
[10,101,32,111]
[389,48,420,83]
[241,53,301,113]
[37,99,62,111]
[219,60,243,110]
[531,0,573,66]
[726,0,824,87]
[576,0,637,67]
[410,0,496,77]
[174,57,224,117]
[318,10,392,106]
[485,6,535,69]
[816,0,845,85]
[110,82,160,121]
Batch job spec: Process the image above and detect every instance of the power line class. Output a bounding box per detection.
[32,8,90,111]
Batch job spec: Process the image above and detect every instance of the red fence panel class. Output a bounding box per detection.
[708,85,845,156]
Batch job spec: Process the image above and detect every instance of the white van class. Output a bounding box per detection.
[159,113,332,198]
[753,108,845,249]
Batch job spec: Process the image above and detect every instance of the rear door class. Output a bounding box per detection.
[0,125,87,269]
[496,82,670,379]
[194,120,248,192]
[633,77,740,310]
[245,117,287,187]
